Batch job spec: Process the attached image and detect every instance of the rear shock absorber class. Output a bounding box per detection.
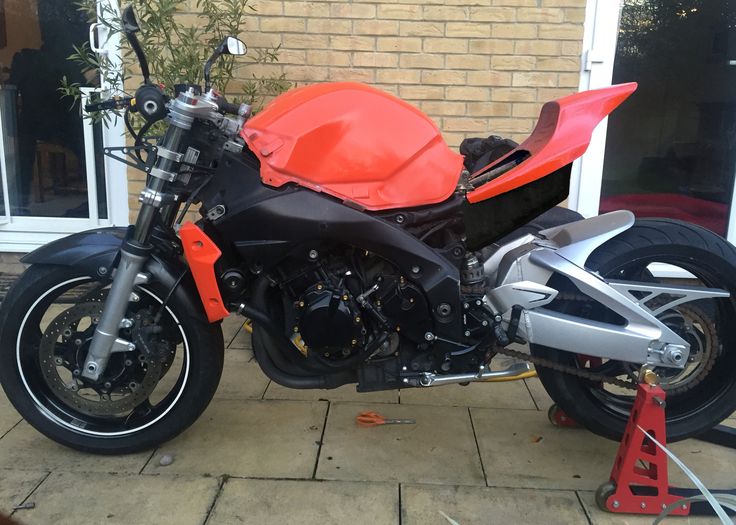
[461,253,485,295]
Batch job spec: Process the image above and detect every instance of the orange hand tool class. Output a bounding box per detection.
[356,411,416,427]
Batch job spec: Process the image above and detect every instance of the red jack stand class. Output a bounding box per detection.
[595,382,690,516]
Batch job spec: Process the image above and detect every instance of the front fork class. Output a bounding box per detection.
[81,125,186,382]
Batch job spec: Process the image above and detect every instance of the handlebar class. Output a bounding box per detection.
[217,99,243,116]
[85,96,134,113]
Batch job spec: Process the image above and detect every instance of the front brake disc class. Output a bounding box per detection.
[39,302,162,417]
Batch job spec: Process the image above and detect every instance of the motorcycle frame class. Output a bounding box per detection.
[22,81,730,386]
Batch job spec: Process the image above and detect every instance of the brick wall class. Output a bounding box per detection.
[128,0,587,219]
[244,0,586,147]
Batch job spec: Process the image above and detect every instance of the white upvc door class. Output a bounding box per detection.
[0,0,128,253]
[571,0,736,247]
[569,0,622,218]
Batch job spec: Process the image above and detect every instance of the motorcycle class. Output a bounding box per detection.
[2,7,736,454]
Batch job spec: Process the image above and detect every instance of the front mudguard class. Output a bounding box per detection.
[21,227,128,279]
[21,227,210,323]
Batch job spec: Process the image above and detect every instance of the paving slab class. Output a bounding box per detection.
[0,422,151,473]
[578,490,723,524]
[317,403,485,486]
[0,469,47,515]
[13,471,219,525]
[143,399,326,478]
[221,316,246,347]
[472,408,736,491]
[399,380,536,410]
[228,324,252,350]
[215,349,270,400]
[208,478,398,525]
[0,391,22,437]
[265,381,398,404]
[524,376,553,410]
[401,484,588,525]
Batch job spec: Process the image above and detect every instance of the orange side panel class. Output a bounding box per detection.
[179,222,229,323]
[241,82,464,211]
[467,82,638,203]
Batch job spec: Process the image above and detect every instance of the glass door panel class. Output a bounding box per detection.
[0,0,99,219]
[599,1,736,236]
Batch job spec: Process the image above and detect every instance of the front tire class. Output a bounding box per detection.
[532,219,736,441]
[0,264,224,454]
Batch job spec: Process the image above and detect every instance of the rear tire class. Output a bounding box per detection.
[532,219,736,441]
[0,264,224,454]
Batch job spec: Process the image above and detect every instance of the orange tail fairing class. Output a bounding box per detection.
[467,83,638,203]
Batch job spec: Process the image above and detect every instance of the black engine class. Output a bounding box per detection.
[274,247,434,369]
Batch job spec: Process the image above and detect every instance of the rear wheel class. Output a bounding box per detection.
[532,219,736,441]
[0,264,224,454]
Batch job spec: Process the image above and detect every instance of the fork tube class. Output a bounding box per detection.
[82,124,187,381]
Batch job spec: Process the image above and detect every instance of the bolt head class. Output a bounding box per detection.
[640,502,646,509]
[410,266,420,274]
[424,332,434,341]
[612,500,620,509]
[464,330,471,337]
[402,366,407,371]
[402,378,409,383]
[308,249,318,260]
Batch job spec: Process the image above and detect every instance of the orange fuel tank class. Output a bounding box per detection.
[240,82,464,211]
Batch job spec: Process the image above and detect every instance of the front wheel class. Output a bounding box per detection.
[532,219,736,442]
[0,264,224,454]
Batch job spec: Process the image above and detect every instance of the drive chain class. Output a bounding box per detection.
[494,345,637,390]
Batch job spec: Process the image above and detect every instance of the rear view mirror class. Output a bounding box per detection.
[225,37,247,56]
[204,36,248,91]
[120,5,150,84]
[121,6,141,33]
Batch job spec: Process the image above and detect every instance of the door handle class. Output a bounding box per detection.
[89,23,110,55]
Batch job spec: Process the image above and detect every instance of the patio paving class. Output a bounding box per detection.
[208,479,398,525]
[0,322,729,524]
